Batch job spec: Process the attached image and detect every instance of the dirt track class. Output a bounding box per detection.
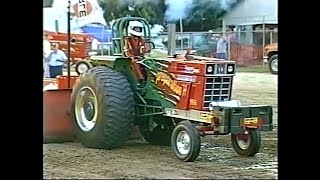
[43,72,278,179]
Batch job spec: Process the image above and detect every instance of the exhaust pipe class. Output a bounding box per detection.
[166,23,176,56]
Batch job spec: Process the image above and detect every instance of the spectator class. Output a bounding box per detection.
[46,43,67,78]
[91,38,99,51]
[216,33,227,59]
[43,34,52,78]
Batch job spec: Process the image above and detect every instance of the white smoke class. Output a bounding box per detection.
[164,0,193,22]
[99,0,238,23]
[219,0,238,10]
[164,0,238,22]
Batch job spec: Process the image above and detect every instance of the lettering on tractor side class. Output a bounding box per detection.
[155,72,183,96]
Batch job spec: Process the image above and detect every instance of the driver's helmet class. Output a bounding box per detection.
[128,21,143,37]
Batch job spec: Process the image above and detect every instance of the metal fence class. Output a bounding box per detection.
[152,30,277,49]
[89,29,278,66]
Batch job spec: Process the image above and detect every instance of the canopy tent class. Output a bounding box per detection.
[81,25,112,43]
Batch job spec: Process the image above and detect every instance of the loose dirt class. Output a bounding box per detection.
[44,72,278,179]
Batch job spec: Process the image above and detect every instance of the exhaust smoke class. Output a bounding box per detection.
[164,0,238,21]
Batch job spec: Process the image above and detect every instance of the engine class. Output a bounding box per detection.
[144,57,236,111]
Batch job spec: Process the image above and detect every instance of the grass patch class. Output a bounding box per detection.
[148,50,167,58]
[237,65,270,73]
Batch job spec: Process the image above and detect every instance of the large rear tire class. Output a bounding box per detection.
[70,66,135,149]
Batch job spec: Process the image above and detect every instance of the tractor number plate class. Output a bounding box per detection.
[243,117,259,127]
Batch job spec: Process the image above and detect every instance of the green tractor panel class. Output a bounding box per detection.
[43,17,273,162]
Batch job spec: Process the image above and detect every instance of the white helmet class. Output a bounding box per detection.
[128,21,143,37]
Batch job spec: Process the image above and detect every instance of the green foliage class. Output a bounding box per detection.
[43,0,240,31]
[43,0,242,32]
[43,0,54,7]
[99,0,239,31]
[100,0,166,27]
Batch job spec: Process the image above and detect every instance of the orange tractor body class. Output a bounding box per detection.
[43,77,77,142]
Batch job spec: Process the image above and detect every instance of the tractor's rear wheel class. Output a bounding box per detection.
[71,66,135,149]
[171,121,201,162]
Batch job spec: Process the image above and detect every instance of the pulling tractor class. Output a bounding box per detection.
[43,17,273,162]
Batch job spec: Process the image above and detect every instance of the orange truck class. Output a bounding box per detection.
[263,43,278,75]
[44,30,92,65]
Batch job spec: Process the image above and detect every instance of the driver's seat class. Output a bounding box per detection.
[123,36,147,81]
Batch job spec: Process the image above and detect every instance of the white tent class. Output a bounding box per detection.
[43,0,164,42]
[43,0,107,33]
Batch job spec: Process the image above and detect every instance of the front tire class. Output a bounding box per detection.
[171,121,201,162]
[268,54,278,75]
[231,130,261,157]
[70,66,135,149]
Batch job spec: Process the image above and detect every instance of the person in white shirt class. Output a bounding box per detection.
[46,43,68,78]
[43,34,52,78]
[91,38,99,51]
[216,33,227,59]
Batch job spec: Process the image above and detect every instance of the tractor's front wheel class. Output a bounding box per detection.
[70,66,135,149]
[171,121,201,162]
[231,129,261,157]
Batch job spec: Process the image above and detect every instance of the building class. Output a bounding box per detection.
[222,0,278,45]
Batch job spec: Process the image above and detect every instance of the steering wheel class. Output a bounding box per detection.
[143,41,155,52]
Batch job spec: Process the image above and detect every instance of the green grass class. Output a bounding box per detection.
[148,51,167,58]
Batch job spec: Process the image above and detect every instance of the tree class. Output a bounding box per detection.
[99,0,240,31]
[100,0,166,27]
[43,0,54,7]
[182,0,224,31]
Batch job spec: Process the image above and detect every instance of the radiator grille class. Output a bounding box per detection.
[203,76,232,109]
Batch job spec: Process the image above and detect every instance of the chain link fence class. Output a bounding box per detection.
[89,29,277,66]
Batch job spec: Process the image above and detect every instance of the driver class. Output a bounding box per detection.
[124,21,150,58]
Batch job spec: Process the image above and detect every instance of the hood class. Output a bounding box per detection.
[265,43,278,49]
